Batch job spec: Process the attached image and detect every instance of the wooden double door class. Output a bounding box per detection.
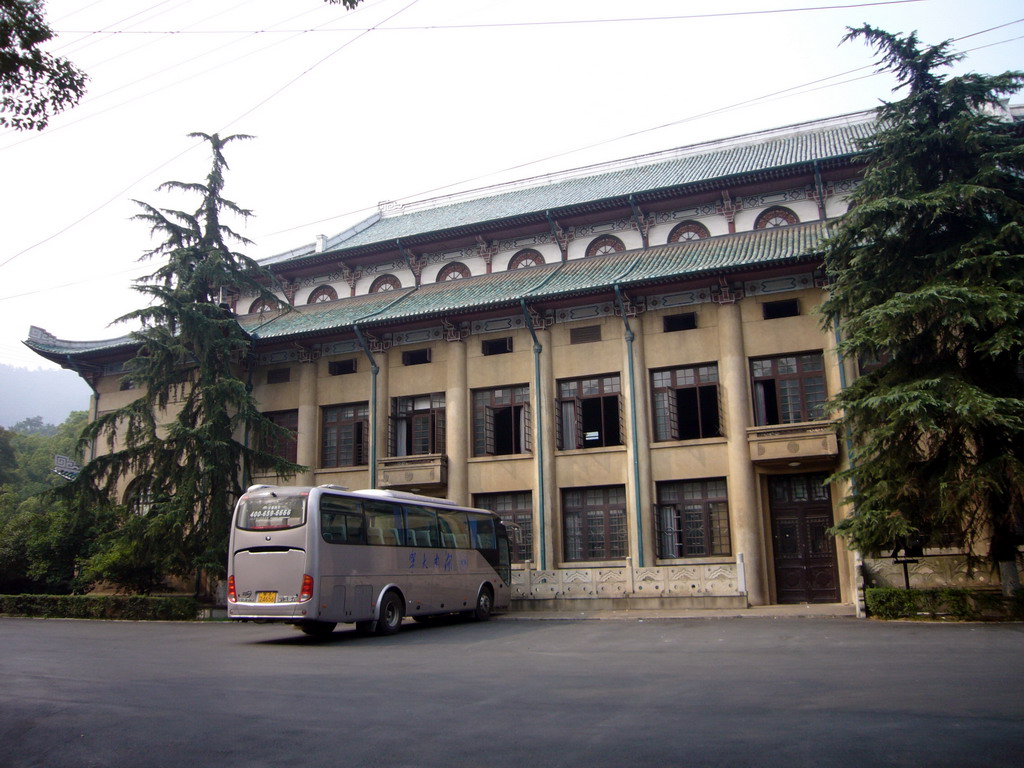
[769,473,840,603]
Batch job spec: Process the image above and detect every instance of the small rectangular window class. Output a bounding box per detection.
[402,349,431,366]
[266,368,291,384]
[763,299,799,319]
[663,312,697,332]
[482,337,513,356]
[570,325,602,344]
[328,359,357,376]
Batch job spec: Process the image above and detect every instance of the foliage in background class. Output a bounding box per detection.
[821,26,1024,590]
[0,0,87,130]
[66,133,303,595]
[0,411,113,594]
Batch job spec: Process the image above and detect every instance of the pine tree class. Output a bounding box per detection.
[822,26,1024,591]
[72,133,302,594]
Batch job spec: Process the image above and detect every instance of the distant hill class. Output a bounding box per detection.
[0,364,93,428]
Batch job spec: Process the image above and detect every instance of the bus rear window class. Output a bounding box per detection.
[237,495,306,530]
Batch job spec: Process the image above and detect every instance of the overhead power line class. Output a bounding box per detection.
[55,0,928,34]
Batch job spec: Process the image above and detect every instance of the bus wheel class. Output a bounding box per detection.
[472,587,493,622]
[376,592,404,636]
[299,621,337,637]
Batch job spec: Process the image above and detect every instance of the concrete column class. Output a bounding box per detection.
[718,302,769,605]
[295,360,319,485]
[622,316,654,568]
[445,340,469,505]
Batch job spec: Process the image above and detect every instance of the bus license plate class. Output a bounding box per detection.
[256,591,278,603]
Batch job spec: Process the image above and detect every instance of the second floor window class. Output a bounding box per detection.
[557,375,622,450]
[391,393,445,456]
[651,364,721,441]
[751,352,827,425]
[473,386,531,456]
[322,403,369,467]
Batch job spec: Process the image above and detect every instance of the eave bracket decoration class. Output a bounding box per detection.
[712,278,744,305]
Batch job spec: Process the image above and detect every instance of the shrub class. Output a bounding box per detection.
[0,594,200,621]
[865,587,920,619]
[865,587,1015,620]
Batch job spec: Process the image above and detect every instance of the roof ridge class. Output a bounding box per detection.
[381,109,876,218]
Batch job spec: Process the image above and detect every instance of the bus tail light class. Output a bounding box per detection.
[299,574,314,602]
[227,575,237,603]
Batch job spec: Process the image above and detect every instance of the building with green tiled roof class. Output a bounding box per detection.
[29,108,919,613]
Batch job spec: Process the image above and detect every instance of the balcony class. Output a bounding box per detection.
[377,454,448,489]
[747,421,839,465]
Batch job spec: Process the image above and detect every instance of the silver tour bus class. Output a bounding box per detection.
[227,485,514,636]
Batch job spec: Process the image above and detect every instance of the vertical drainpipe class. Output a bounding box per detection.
[520,298,547,571]
[814,160,827,221]
[613,284,645,567]
[353,324,380,489]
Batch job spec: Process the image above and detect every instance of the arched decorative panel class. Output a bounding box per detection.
[585,235,626,258]
[754,206,799,229]
[668,220,711,243]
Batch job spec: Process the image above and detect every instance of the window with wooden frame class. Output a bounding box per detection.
[472,385,531,456]
[585,235,626,258]
[474,491,533,563]
[508,248,545,269]
[481,337,512,356]
[663,311,697,332]
[401,348,431,366]
[562,485,628,562]
[436,262,470,281]
[651,364,721,441]
[321,403,369,467]
[369,274,401,292]
[762,298,799,319]
[307,285,338,304]
[754,206,799,229]
[569,325,601,344]
[328,359,357,376]
[266,368,291,384]
[263,409,298,463]
[391,393,445,456]
[557,375,622,450]
[751,352,827,425]
[248,297,278,314]
[667,220,710,242]
[655,478,731,559]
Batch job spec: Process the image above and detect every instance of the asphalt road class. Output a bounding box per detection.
[1,615,1021,768]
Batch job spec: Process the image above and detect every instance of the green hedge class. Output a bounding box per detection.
[865,587,1023,621]
[0,594,201,621]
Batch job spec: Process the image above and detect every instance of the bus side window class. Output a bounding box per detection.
[467,512,496,550]
[320,496,365,545]
[364,500,405,546]
[404,505,440,548]
[438,509,470,548]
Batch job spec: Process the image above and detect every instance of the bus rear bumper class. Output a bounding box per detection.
[228,602,313,622]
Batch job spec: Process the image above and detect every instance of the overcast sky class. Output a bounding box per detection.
[2,0,1021,370]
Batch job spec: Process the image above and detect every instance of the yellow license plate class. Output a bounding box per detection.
[256,591,278,603]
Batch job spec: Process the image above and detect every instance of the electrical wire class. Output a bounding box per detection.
[0,5,1019,286]
[55,0,929,34]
